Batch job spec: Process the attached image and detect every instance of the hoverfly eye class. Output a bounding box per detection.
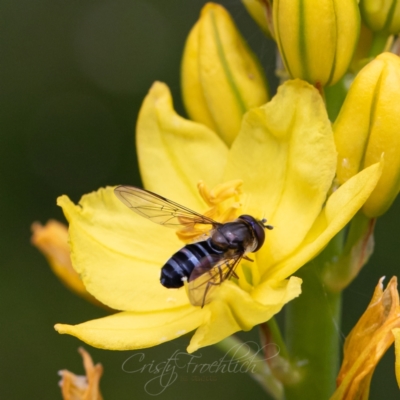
[252,221,266,251]
[238,215,266,252]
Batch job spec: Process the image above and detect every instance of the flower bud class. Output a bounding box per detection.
[273,0,360,86]
[181,2,269,146]
[360,0,400,34]
[241,0,273,37]
[334,52,400,217]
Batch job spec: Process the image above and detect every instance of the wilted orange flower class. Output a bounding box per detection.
[331,276,400,399]
[59,347,103,400]
[31,220,104,307]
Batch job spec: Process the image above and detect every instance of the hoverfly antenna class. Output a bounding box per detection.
[261,218,274,230]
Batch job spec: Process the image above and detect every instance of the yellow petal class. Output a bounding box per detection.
[55,306,203,350]
[58,188,189,311]
[393,328,400,389]
[224,79,336,266]
[137,81,228,210]
[188,276,302,352]
[266,162,382,281]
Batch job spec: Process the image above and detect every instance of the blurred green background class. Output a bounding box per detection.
[1,0,400,398]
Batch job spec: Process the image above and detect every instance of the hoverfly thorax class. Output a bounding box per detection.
[114,186,273,307]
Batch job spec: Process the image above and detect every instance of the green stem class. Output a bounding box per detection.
[266,317,290,361]
[283,234,344,400]
[325,75,348,122]
[322,212,376,292]
[215,335,283,399]
[284,265,342,399]
[368,31,392,58]
[259,318,301,386]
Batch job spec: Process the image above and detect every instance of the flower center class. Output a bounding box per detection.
[176,179,243,243]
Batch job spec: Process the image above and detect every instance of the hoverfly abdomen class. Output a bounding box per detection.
[160,239,224,288]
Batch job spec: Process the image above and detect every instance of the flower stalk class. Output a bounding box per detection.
[284,261,342,399]
[368,31,392,57]
[322,212,376,292]
[215,335,284,399]
[259,319,300,385]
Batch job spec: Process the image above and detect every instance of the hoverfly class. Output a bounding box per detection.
[114,186,273,307]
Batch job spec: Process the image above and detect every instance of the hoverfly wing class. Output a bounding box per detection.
[188,253,243,307]
[114,185,220,228]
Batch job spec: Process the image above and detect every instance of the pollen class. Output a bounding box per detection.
[176,330,186,335]
[166,297,177,303]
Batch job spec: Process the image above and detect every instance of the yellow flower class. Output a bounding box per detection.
[273,0,360,87]
[334,52,400,217]
[54,80,381,353]
[331,277,400,400]
[59,347,103,400]
[31,220,104,307]
[360,0,400,34]
[181,3,269,146]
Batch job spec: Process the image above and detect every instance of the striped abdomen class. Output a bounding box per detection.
[160,239,224,288]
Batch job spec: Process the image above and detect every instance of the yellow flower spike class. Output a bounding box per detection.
[360,0,400,33]
[242,0,274,38]
[273,0,360,87]
[331,277,400,400]
[55,80,382,353]
[181,2,269,146]
[31,220,103,307]
[59,347,103,400]
[334,52,400,217]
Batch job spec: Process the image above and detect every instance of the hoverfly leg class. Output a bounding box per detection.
[231,270,239,279]
[243,255,254,262]
[201,279,220,308]
[217,263,224,282]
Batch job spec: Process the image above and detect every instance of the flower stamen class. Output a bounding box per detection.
[176,180,243,243]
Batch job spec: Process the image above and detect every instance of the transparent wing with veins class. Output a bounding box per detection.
[188,253,243,307]
[114,185,221,229]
